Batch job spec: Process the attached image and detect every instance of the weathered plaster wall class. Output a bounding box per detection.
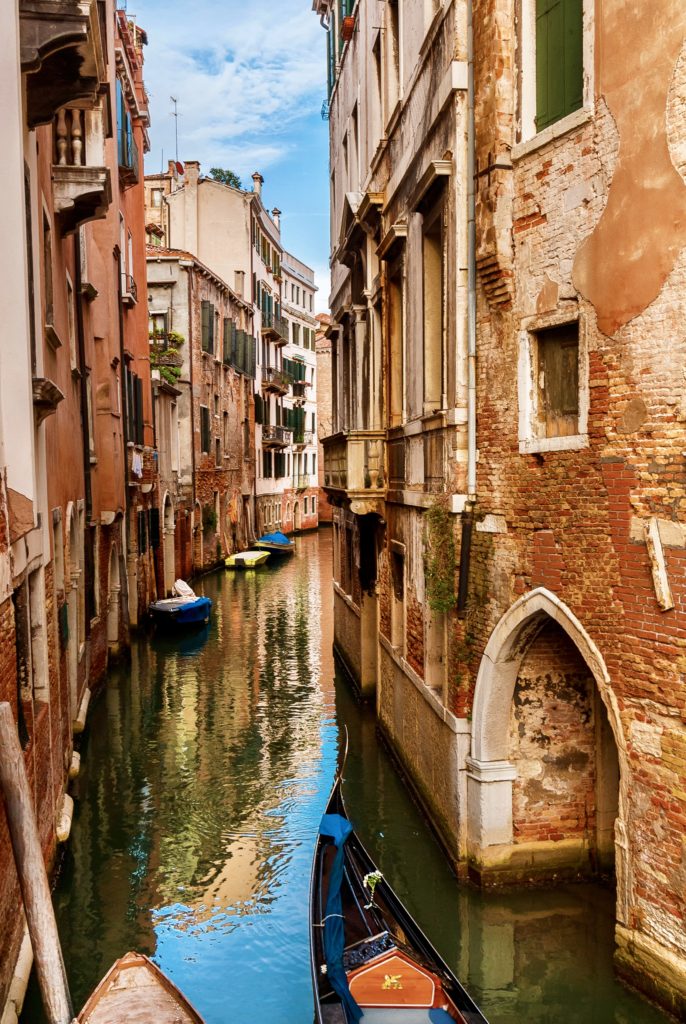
[508,622,597,850]
[466,0,686,1013]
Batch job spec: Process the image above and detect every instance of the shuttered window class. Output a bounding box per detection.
[536,0,583,131]
[254,393,264,425]
[535,322,579,437]
[200,405,211,453]
[201,300,214,354]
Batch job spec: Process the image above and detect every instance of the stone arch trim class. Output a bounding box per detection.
[471,587,625,766]
[162,490,175,531]
[467,587,629,903]
[107,541,120,586]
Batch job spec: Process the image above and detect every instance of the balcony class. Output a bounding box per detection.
[322,430,386,515]
[261,366,291,395]
[21,0,106,128]
[261,311,289,345]
[292,430,315,450]
[294,475,310,491]
[291,380,310,400]
[52,104,111,233]
[262,424,292,449]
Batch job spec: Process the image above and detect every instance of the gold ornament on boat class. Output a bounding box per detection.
[382,974,403,991]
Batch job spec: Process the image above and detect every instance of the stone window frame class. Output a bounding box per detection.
[513,0,595,160]
[517,309,588,454]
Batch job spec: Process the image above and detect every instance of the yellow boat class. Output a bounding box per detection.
[225,549,270,569]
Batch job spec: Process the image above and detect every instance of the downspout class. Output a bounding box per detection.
[74,230,95,630]
[74,232,93,521]
[187,264,197,531]
[116,247,131,626]
[458,0,477,615]
[466,0,477,504]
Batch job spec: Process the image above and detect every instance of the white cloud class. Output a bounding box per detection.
[132,0,326,179]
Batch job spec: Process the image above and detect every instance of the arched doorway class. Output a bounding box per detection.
[107,544,121,655]
[162,493,175,594]
[294,501,301,531]
[467,588,628,918]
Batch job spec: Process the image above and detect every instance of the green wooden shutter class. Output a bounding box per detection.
[536,0,582,131]
[223,317,231,362]
[200,406,210,452]
[201,301,211,352]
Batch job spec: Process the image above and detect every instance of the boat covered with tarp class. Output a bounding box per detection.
[77,951,205,1023]
[149,579,212,628]
[254,531,295,555]
[310,776,489,1024]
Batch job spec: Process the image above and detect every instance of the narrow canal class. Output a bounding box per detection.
[24,530,670,1023]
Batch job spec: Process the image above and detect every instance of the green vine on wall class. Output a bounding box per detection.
[150,330,185,388]
[202,504,217,534]
[424,495,457,613]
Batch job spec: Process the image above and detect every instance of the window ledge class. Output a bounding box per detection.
[519,433,588,455]
[512,105,593,162]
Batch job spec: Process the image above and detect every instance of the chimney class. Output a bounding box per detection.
[234,270,245,297]
[272,207,281,230]
[184,160,200,188]
[252,171,264,197]
[183,161,200,255]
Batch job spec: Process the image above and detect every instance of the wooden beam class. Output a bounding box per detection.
[0,703,74,1024]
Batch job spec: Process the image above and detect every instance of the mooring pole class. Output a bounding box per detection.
[0,703,74,1024]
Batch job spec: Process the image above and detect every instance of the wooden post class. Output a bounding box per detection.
[0,703,74,1024]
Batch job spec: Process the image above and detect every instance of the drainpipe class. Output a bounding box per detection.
[457,0,477,616]
[74,231,93,521]
[74,230,96,630]
[466,0,477,505]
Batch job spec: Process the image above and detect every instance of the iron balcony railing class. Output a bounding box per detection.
[261,311,289,344]
[261,366,292,393]
[262,424,292,447]
[292,430,315,448]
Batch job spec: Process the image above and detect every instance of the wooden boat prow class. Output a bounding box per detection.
[77,951,205,1024]
[310,773,490,1024]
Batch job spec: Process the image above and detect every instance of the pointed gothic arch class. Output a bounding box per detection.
[467,587,629,920]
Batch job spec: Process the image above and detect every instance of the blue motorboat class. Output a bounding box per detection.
[149,580,212,628]
[254,531,295,555]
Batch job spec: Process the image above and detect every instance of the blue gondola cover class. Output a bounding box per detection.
[319,813,363,1023]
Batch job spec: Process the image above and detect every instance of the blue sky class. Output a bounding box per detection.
[133,0,331,310]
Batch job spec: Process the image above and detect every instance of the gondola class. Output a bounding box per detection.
[77,951,205,1023]
[310,774,489,1024]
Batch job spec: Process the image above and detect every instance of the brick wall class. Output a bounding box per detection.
[508,622,596,846]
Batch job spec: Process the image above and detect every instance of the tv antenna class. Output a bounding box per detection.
[170,96,180,163]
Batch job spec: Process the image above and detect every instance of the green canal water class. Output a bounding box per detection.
[23,530,671,1023]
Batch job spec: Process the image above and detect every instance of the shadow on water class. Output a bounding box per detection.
[22,530,670,1024]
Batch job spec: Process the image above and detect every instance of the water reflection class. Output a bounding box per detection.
[23,530,669,1024]
[336,676,669,1024]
